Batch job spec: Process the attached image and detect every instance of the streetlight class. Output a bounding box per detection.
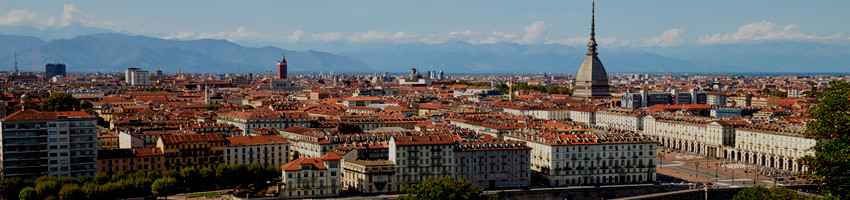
[715,157,719,182]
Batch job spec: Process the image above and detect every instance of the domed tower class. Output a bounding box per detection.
[573,1,610,98]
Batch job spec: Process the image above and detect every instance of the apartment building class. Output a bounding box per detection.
[728,123,817,172]
[500,104,570,120]
[97,147,164,174]
[281,152,342,198]
[342,160,396,194]
[595,108,645,131]
[216,111,309,135]
[643,115,745,158]
[453,138,531,189]
[388,134,457,191]
[503,129,657,186]
[0,110,98,178]
[156,134,226,170]
[225,135,290,166]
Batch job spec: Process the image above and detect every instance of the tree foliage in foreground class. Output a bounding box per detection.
[0,162,281,200]
[399,176,493,200]
[732,185,814,200]
[800,80,850,199]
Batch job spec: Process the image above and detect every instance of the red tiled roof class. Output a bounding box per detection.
[3,109,57,121]
[319,152,343,160]
[3,110,95,121]
[392,134,457,146]
[226,135,289,146]
[281,157,327,171]
[160,134,226,145]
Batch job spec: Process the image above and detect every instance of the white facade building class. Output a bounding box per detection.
[0,110,98,178]
[503,130,657,186]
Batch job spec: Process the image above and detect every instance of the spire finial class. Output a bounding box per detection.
[587,0,598,56]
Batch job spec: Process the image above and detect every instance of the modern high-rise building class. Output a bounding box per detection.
[573,2,610,98]
[125,68,150,85]
[277,53,287,79]
[0,110,98,178]
[45,63,67,79]
[154,68,163,78]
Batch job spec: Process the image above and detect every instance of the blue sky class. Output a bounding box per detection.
[2,0,849,47]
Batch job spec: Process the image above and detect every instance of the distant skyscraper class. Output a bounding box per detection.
[154,68,163,77]
[573,2,610,98]
[125,67,150,85]
[277,52,287,79]
[45,63,66,78]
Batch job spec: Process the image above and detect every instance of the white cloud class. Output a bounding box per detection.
[448,30,480,38]
[346,30,422,43]
[698,20,844,44]
[0,9,55,27]
[519,21,546,44]
[0,4,121,30]
[195,27,265,41]
[287,29,304,42]
[641,28,684,47]
[162,30,196,40]
[311,32,342,42]
[545,35,630,47]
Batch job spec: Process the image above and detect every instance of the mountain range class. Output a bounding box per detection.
[1,25,848,74]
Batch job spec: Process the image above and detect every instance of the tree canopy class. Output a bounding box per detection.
[40,92,86,111]
[151,177,177,198]
[732,185,813,200]
[800,80,850,199]
[399,176,493,200]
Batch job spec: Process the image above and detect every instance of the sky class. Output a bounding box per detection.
[1,0,849,47]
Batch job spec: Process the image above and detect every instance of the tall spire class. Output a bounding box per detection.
[13,51,18,74]
[587,1,598,56]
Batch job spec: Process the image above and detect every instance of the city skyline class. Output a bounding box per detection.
[1,0,849,47]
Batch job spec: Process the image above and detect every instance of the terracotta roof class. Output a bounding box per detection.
[281,157,327,171]
[160,134,226,145]
[392,134,457,146]
[226,135,289,146]
[3,109,58,121]
[319,152,343,160]
[3,110,95,121]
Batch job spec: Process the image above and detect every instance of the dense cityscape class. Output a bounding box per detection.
[2,1,850,200]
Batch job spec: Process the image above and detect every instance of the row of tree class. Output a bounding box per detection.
[0,162,281,200]
[449,80,573,95]
[14,92,94,113]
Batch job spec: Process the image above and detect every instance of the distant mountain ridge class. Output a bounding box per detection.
[0,33,374,73]
[1,26,848,74]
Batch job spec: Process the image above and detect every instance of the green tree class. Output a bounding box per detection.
[206,104,220,111]
[151,177,177,199]
[93,173,110,185]
[33,179,59,199]
[0,178,31,200]
[199,167,215,190]
[18,187,36,200]
[40,92,82,111]
[58,184,83,200]
[215,163,232,188]
[399,176,493,200]
[732,185,811,200]
[800,80,850,199]
[180,166,200,191]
